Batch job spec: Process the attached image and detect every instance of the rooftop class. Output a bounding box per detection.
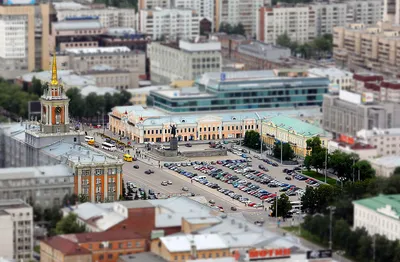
[184,217,221,225]
[160,234,229,252]
[0,199,30,210]
[53,2,89,10]
[126,85,171,95]
[60,229,143,243]
[353,194,400,218]
[118,253,167,262]
[66,46,132,55]
[41,142,122,166]
[237,41,290,61]
[79,85,118,97]
[357,128,400,139]
[152,88,214,99]
[53,19,102,31]
[18,70,96,88]
[42,237,91,256]
[265,115,330,138]
[0,165,73,180]
[371,156,400,168]
[309,67,353,78]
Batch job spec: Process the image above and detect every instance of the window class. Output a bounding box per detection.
[108,254,113,259]
[136,241,141,247]
[127,242,132,248]
[99,243,104,248]
[99,254,104,260]
[119,243,123,248]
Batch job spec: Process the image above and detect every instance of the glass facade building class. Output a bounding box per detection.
[149,70,329,112]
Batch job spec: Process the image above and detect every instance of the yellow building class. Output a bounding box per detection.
[261,116,331,157]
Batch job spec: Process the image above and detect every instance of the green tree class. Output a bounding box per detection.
[33,205,43,222]
[55,213,86,235]
[243,130,260,150]
[0,82,38,118]
[329,150,357,179]
[272,142,295,161]
[233,22,245,36]
[276,32,292,48]
[31,77,44,97]
[66,88,84,120]
[332,219,351,250]
[270,194,292,218]
[78,194,89,203]
[393,167,400,176]
[354,160,375,180]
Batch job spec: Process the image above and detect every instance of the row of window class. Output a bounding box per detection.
[143,125,258,135]
[81,168,118,176]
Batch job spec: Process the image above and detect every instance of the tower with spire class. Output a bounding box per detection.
[40,51,70,133]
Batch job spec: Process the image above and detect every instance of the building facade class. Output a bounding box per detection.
[352,73,400,103]
[261,116,330,157]
[353,195,400,241]
[322,91,400,138]
[345,0,383,25]
[309,68,353,91]
[0,165,74,208]
[139,8,200,41]
[148,40,222,84]
[357,128,400,157]
[0,3,50,78]
[333,22,400,77]
[149,69,329,113]
[0,200,33,261]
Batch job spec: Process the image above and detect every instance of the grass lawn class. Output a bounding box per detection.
[283,226,326,247]
[302,170,337,186]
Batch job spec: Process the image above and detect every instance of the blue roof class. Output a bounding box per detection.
[265,115,329,137]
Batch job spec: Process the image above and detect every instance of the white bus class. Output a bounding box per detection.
[290,201,302,210]
[85,136,94,142]
[102,142,116,151]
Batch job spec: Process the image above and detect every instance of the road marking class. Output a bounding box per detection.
[123,168,176,194]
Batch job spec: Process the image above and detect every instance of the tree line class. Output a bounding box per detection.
[218,22,246,36]
[276,33,333,60]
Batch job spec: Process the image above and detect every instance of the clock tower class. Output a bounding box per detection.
[40,51,70,133]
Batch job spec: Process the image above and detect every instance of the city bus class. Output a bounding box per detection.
[102,142,116,151]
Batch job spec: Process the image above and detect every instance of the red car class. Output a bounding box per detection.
[248,202,256,207]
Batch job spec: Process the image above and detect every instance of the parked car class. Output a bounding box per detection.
[133,165,139,169]
[161,181,168,186]
[182,186,189,191]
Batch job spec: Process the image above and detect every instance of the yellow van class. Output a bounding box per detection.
[87,139,95,145]
[123,154,133,162]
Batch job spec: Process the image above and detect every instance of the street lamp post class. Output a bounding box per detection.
[328,206,336,250]
[276,192,279,227]
[324,146,328,183]
[260,120,263,155]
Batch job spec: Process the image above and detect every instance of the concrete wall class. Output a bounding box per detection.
[181,149,227,157]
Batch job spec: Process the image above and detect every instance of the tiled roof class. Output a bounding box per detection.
[42,237,91,256]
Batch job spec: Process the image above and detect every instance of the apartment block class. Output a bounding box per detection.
[313,3,347,35]
[345,0,383,25]
[140,8,200,41]
[323,90,400,138]
[0,165,74,208]
[352,73,400,103]
[357,128,400,157]
[53,2,136,28]
[0,200,33,261]
[216,0,264,37]
[138,0,171,9]
[257,5,316,44]
[309,68,353,90]
[333,22,400,77]
[148,40,221,84]
[0,3,50,78]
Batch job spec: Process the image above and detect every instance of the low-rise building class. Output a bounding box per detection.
[353,195,400,241]
[108,104,322,143]
[40,229,146,262]
[0,200,33,261]
[322,90,400,138]
[148,40,222,84]
[127,86,171,106]
[309,68,353,91]
[370,156,400,177]
[140,8,200,41]
[328,140,377,160]
[261,116,331,157]
[99,28,150,54]
[0,165,74,207]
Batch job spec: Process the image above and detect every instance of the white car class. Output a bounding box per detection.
[167,180,173,185]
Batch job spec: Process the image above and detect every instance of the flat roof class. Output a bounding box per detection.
[19,70,96,87]
[0,199,30,210]
[160,234,229,252]
[118,253,168,262]
[126,85,171,95]
[153,88,214,99]
[353,194,400,218]
[53,20,102,31]
[0,165,73,180]
[112,105,167,117]
[371,156,400,168]
[53,2,89,10]
[66,46,132,55]
[80,85,118,97]
[309,67,353,78]
[184,217,221,225]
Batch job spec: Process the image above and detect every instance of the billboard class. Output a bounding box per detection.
[307,250,333,260]
[339,89,361,105]
[339,134,355,145]
[3,0,35,5]
[362,92,374,103]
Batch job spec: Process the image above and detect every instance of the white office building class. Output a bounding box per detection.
[357,128,400,157]
[0,200,33,261]
[175,0,214,28]
[216,0,264,37]
[138,0,171,9]
[345,0,383,25]
[140,8,200,41]
[313,3,348,35]
[148,39,221,83]
[353,195,400,241]
[309,68,353,91]
[54,2,136,28]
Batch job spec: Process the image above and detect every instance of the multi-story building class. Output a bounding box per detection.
[357,128,400,157]
[149,69,329,113]
[0,199,33,261]
[174,0,214,28]
[309,68,353,91]
[54,47,146,81]
[261,116,331,157]
[352,73,400,103]
[216,0,264,37]
[322,90,400,138]
[353,195,400,241]
[333,22,400,77]
[313,3,348,36]
[345,0,383,25]
[54,2,136,28]
[257,5,316,44]
[0,3,50,78]
[370,156,400,177]
[50,18,105,52]
[138,0,171,9]
[108,104,322,143]
[140,8,200,41]
[0,165,74,208]
[99,28,150,53]
[127,85,171,106]
[232,41,291,70]
[40,230,146,262]
[148,40,222,84]
[211,33,249,59]
[0,54,124,203]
